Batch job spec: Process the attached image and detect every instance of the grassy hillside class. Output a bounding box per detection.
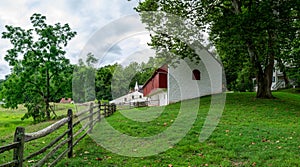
[58,91,300,167]
[0,91,299,166]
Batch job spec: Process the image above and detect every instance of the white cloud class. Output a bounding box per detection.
[121,49,154,67]
[0,0,150,79]
[78,13,155,68]
[0,60,9,79]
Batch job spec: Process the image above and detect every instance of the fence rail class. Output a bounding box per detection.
[0,102,116,167]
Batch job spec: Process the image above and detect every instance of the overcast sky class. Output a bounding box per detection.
[0,0,154,79]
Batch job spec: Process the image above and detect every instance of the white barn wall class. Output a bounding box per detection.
[147,90,168,106]
[168,51,223,104]
[168,59,204,103]
[197,49,223,94]
[159,91,168,106]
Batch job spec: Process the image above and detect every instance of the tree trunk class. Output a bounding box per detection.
[45,99,50,120]
[247,41,274,99]
[46,68,51,120]
[256,67,274,98]
[256,30,276,99]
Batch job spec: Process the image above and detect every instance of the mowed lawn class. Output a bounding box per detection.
[59,90,300,167]
[1,90,299,166]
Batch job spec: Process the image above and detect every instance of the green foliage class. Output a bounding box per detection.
[287,67,300,87]
[111,64,135,98]
[72,53,97,103]
[95,64,117,101]
[1,13,76,122]
[136,3,205,66]
[0,79,4,93]
[136,0,299,98]
[1,74,25,108]
[111,63,137,98]
[135,57,158,86]
[217,42,251,91]
[234,64,255,92]
[285,36,300,86]
[73,56,157,102]
[95,57,158,101]
[111,58,159,99]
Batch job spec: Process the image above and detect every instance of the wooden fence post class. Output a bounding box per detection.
[111,104,113,114]
[106,103,109,117]
[108,104,111,115]
[113,104,116,113]
[89,103,94,133]
[13,127,25,167]
[97,101,101,122]
[67,109,73,158]
[104,103,107,117]
[109,104,112,115]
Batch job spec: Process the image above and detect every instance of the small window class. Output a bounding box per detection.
[272,77,275,82]
[124,98,127,102]
[139,95,142,98]
[192,69,201,80]
[132,95,134,99]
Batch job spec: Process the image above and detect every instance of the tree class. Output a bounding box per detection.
[94,57,158,101]
[137,57,157,85]
[111,63,139,99]
[109,58,159,99]
[1,13,76,121]
[95,64,117,101]
[72,53,98,103]
[135,0,299,98]
[0,79,4,94]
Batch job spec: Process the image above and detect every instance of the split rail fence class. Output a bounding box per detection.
[0,102,116,167]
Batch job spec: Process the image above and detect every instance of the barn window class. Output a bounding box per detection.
[192,69,201,80]
[124,98,127,102]
[132,95,134,99]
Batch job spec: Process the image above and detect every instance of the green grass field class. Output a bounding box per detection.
[0,103,77,166]
[1,90,300,166]
[0,103,76,144]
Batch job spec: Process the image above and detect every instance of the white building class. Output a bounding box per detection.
[110,82,147,106]
[143,49,224,106]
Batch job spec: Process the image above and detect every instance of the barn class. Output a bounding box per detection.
[142,65,168,106]
[143,50,224,106]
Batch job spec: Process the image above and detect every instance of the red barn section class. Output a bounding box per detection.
[143,65,168,97]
